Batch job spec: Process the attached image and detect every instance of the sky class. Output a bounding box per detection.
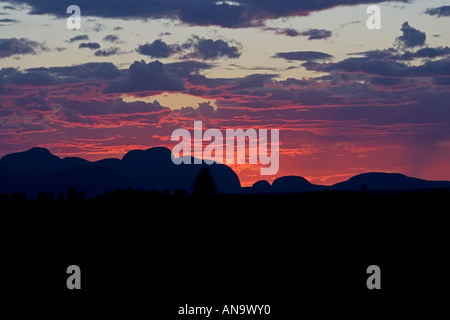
[1,0,450,186]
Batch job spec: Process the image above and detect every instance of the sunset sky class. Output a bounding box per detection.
[1,0,450,186]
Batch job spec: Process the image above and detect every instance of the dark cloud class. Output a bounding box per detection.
[0,67,20,78]
[1,60,206,91]
[176,101,218,118]
[2,68,56,85]
[264,27,332,40]
[91,23,105,33]
[46,97,170,129]
[353,47,450,61]
[0,18,19,23]
[274,51,333,61]
[264,27,301,37]
[183,37,241,60]
[79,42,101,49]
[2,5,16,10]
[69,35,89,43]
[425,6,450,17]
[14,91,52,111]
[395,22,426,49]
[2,62,121,85]
[434,77,450,86]
[350,48,398,60]
[279,28,301,37]
[136,39,177,58]
[165,61,213,77]
[184,73,227,88]
[279,78,312,87]
[303,54,450,78]
[7,0,407,28]
[95,47,120,57]
[176,1,252,28]
[406,47,450,59]
[229,73,277,90]
[137,37,241,60]
[414,59,450,76]
[53,98,165,116]
[370,77,405,87]
[41,63,121,80]
[104,60,185,93]
[303,57,398,76]
[0,38,41,58]
[300,29,332,40]
[169,66,277,92]
[103,34,119,43]
[0,108,13,118]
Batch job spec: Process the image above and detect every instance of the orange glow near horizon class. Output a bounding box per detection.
[31,138,450,189]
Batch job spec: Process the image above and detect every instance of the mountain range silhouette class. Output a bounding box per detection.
[0,147,449,198]
[0,147,239,198]
[251,172,450,193]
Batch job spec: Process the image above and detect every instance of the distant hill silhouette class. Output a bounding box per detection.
[249,172,450,193]
[251,180,271,193]
[271,176,323,192]
[0,147,240,198]
[1,147,449,198]
[330,172,450,191]
[0,147,60,177]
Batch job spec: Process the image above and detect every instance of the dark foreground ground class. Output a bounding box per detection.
[1,189,449,318]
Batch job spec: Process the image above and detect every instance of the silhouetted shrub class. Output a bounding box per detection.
[11,191,27,202]
[55,192,65,201]
[174,189,188,197]
[193,167,216,197]
[37,192,54,202]
[67,186,85,201]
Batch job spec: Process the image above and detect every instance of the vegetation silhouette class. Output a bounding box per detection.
[193,167,217,197]
[67,186,85,201]
[2,182,447,318]
[1,184,447,213]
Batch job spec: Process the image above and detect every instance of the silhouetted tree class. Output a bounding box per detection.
[37,192,54,202]
[193,167,216,197]
[67,186,85,201]
[55,192,65,202]
[11,191,27,202]
[174,189,188,197]
[360,183,367,193]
